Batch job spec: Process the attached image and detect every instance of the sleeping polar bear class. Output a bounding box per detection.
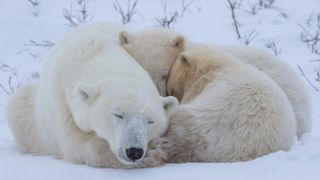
[6,22,178,168]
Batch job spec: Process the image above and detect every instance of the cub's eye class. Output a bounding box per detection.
[114,113,124,119]
[161,74,168,80]
[148,120,155,125]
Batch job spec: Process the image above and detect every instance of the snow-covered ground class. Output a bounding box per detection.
[0,0,319,179]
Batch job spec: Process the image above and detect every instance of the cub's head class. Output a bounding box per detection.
[119,29,186,96]
[167,45,220,102]
[166,52,194,102]
[67,83,178,164]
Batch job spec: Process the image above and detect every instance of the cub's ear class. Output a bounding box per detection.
[119,31,133,45]
[179,53,190,66]
[171,35,185,48]
[162,96,179,115]
[77,84,98,104]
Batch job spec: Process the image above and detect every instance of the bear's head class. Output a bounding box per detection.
[67,82,178,164]
[119,29,186,96]
[167,45,223,102]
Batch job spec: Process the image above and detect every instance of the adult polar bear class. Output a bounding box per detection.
[6,22,178,168]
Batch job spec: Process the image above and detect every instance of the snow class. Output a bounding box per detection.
[0,0,320,179]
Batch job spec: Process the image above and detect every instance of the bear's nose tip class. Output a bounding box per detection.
[126,147,144,161]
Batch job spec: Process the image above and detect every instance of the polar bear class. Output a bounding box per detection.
[154,43,296,163]
[221,45,311,138]
[119,29,185,96]
[6,22,178,168]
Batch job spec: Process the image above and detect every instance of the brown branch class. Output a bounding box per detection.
[297,65,319,92]
[298,14,320,55]
[27,0,41,6]
[62,0,93,27]
[113,0,138,24]
[24,39,55,48]
[227,0,241,39]
[264,38,282,56]
[156,0,195,29]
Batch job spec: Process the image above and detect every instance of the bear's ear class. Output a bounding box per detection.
[162,96,179,115]
[171,36,185,48]
[77,84,98,104]
[179,53,190,66]
[119,31,133,45]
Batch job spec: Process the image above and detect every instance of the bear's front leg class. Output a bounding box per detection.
[59,129,122,168]
[84,136,125,168]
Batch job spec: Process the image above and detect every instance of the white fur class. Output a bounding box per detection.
[6,22,178,168]
[222,45,311,137]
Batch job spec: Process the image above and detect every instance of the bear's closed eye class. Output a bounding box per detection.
[114,113,124,119]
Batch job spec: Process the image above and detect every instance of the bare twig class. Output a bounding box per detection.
[113,0,139,24]
[240,1,258,15]
[16,49,38,58]
[27,0,42,16]
[242,30,258,45]
[27,0,41,6]
[62,5,78,27]
[16,39,54,58]
[0,84,10,96]
[315,66,320,82]
[62,0,93,27]
[273,7,288,19]
[264,38,282,56]
[76,0,92,24]
[227,0,242,40]
[240,0,288,19]
[24,39,55,48]
[227,0,258,45]
[298,14,320,91]
[156,0,176,29]
[258,0,275,9]
[0,63,40,96]
[297,65,319,92]
[0,63,22,95]
[156,0,195,29]
[299,14,320,56]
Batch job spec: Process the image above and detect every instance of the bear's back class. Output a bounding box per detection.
[40,22,155,89]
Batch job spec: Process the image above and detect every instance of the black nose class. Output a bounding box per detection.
[126,147,144,161]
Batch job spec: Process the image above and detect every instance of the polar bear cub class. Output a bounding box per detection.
[6,22,178,168]
[119,30,310,138]
[158,43,296,163]
[119,29,185,96]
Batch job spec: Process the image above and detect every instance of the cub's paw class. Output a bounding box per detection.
[150,138,171,154]
[138,156,164,168]
[129,142,169,168]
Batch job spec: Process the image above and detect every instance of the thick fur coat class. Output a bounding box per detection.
[222,45,311,137]
[157,44,296,163]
